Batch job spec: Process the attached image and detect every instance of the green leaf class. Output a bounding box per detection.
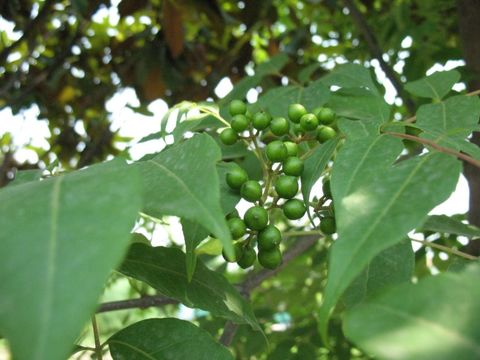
[135,134,233,256]
[0,160,141,360]
[343,241,414,308]
[344,264,480,359]
[420,215,480,238]
[320,146,460,341]
[8,169,42,187]
[320,63,380,95]
[182,219,209,282]
[108,318,233,360]
[416,95,480,139]
[252,80,330,117]
[119,243,261,330]
[404,70,461,100]
[298,63,322,84]
[328,88,390,124]
[301,138,339,219]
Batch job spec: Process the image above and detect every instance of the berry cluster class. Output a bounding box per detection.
[220,100,338,270]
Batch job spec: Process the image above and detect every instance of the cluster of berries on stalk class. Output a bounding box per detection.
[219,99,337,270]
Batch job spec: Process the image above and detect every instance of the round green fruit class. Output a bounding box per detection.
[258,247,282,269]
[288,103,307,123]
[284,141,299,157]
[316,126,337,143]
[252,111,271,130]
[257,225,282,250]
[320,216,336,235]
[240,180,262,202]
[274,175,298,199]
[282,157,304,177]
[270,117,290,136]
[244,206,269,230]
[220,128,238,145]
[283,199,306,220]
[222,242,243,263]
[228,218,247,239]
[265,140,288,163]
[292,123,305,136]
[226,209,240,220]
[313,107,336,125]
[300,113,319,131]
[237,246,256,269]
[226,166,248,190]
[229,100,247,116]
[231,114,249,132]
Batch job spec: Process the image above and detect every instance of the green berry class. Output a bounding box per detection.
[274,175,298,199]
[320,216,336,235]
[222,242,243,262]
[284,141,299,157]
[270,117,290,136]
[265,140,288,163]
[282,157,304,177]
[229,100,247,116]
[300,113,319,131]
[244,206,269,231]
[220,128,238,145]
[237,246,256,269]
[283,199,306,220]
[231,114,249,132]
[288,103,307,123]
[258,247,282,269]
[292,123,305,136]
[252,111,271,130]
[226,166,248,190]
[316,126,337,143]
[313,107,336,125]
[228,218,247,239]
[322,179,331,198]
[240,180,262,202]
[257,225,282,250]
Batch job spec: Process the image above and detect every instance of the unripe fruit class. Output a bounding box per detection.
[258,247,282,269]
[300,113,319,131]
[220,128,238,145]
[322,179,331,198]
[231,114,249,132]
[284,141,299,157]
[222,242,243,262]
[292,123,305,136]
[320,216,336,235]
[288,103,307,123]
[316,126,337,143]
[265,140,288,163]
[274,175,298,199]
[244,206,269,230]
[240,180,262,202]
[282,157,304,177]
[283,199,306,220]
[229,100,247,116]
[228,218,247,239]
[226,166,248,190]
[270,117,290,136]
[252,111,271,130]
[257,225,282,250]
[313,107,336,125]
[237,246,256,269]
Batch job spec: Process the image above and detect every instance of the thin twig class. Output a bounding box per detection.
[343,0,415,114]
[96,295,178,313]
[384,131,480,169]
[411,238,478,260]
[91,315,103,360]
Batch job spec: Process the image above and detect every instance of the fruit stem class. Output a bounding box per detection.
[91,315,103,360]
[198,106,230,127]
[249,128,269,179]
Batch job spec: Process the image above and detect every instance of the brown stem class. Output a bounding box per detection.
[91,315,103,360]
[411,238,478,261]
[384,131,480,169]
[96,295,178,313]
